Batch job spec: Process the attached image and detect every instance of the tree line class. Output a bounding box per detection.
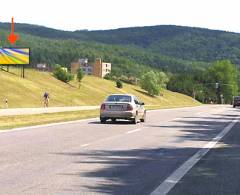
[167,60,239,104]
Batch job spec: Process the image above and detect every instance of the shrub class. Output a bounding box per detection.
[77,68,85,88]
[77,68,84,82]
[119,75,137,85]
[116,80,123,88]
[140,71,168,96]
[53,64,74,83]
[104,73,112,80]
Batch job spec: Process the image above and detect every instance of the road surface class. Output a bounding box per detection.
[0,105,239,195]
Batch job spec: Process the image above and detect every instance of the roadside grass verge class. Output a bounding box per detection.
[0,109,99,130]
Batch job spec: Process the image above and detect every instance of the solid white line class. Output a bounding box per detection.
[0,118,98,134]
[126,128,142,134]
[150,117,239,195]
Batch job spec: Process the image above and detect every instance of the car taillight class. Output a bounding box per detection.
[101,103,106,110]
[127,104,133,111]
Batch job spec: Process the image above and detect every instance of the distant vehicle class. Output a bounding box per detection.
[100,94,146,124]
[233,96,240,108]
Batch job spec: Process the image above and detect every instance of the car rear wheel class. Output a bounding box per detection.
[100,117,107,124]
[111,118,116,123]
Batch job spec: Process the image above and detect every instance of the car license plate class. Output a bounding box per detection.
[110,105,122,111]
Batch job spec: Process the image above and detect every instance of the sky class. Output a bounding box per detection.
[1,0,240,32]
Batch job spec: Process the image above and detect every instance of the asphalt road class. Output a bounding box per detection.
[0,105,239,195]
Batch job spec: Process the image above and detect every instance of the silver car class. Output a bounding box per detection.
[100,94,146,124]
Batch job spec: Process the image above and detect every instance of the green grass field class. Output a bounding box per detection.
[0,109,99,130]
[0,67,200,108]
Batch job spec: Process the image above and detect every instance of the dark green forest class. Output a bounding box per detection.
[1,23,240,64]
[0,23,240,102]
[0,25,211,75]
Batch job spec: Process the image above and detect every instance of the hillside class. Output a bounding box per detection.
[1,23,238,104]
[0,28,206,76]
[75,26,240,64]
[0,68,200,108]
[1,23,240,65]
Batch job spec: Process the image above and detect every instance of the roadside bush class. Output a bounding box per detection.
[77,68,85,88]
[116,80,123,88]
[119,75,138,85]
[104,74,137,85]
[104,73,112,80]
[77,68,84,82]
[53,64,74,83]
[140,71,168,96]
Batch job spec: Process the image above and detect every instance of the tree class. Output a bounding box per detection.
[77,68,84,88]
[205,60,238,103]
[140,71,168,96]
[167,73,196,96]
[116,80,123,88]
[157,71,169,89]
[53,64,74,83]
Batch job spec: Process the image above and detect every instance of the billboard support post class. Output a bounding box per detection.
[20,65,24,78]
[22,65,25,78]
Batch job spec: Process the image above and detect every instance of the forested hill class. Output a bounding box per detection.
[75,26,240,64]
[0,23,240,75]
[1,23,240,64]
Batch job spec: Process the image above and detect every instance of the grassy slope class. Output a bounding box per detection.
[0,68,200,108]
[0,110,99,130]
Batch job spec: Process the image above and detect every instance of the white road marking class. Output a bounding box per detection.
[77,128,143,149]
[78,128,142,148]
[150,117,239,195]
[0,118,98,134]
[81,143,90,147]
[172,118,181,121]
[126,128,142,134]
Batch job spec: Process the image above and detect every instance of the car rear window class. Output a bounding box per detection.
[107,95,132,102]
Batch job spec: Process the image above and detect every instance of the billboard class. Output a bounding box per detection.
[0,48,30,65]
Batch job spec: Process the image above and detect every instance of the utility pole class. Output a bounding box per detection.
[194,82,234,104]
[216,82,221,104]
